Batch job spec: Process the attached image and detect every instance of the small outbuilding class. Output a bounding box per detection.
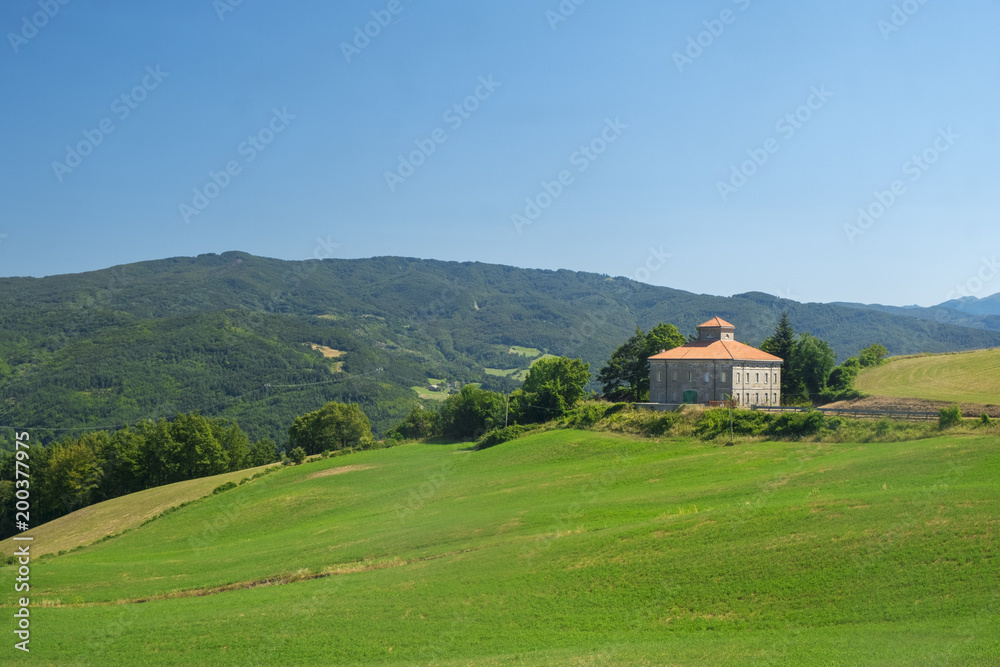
[645,317,783,407]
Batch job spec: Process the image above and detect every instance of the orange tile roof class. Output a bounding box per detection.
[648,340,782,362]
[697,317,735,329]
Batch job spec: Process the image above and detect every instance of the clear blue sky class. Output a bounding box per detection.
[2,0,997,306]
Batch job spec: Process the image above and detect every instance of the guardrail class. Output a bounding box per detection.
[749,405,939,421]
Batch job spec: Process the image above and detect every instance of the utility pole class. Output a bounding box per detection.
[727,393,734,446]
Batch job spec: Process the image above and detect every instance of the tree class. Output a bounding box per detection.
[859,343,888,368]
[789,334,836,400]
[387,406,440,440]
[213,422,251,472]
[288,447,307,465]
[827,356,861,393]
[249,438,278,467]
[288,402,373,455]
[437,385,506,440]
[760,313,799,400]
[98,427,144,499]
[598,323,685,401]
[516,356,591,423]
[41,436,105,515]
[169,412,229,480]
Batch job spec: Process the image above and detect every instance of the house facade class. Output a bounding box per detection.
[646,317,783,407]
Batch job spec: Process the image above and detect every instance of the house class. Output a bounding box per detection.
[644,317,783,407]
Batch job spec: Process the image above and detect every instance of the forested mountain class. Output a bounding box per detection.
[3,251,1000,446]
[833,299,1000,332]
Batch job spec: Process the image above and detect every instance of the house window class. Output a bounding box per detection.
[688,372,693,382]
[756,372,759,383]
[657,371,662,382]
[773,393,777,404]
[746,373,750,383]
[720,372,726,382]
[672,372,677,381]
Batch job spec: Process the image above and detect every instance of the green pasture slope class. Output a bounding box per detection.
[3,430,998,665]
[856,348,1000,405]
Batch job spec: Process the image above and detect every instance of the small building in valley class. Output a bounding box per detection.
[646,317,783,407]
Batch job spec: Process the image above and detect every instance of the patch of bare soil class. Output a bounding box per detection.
[307,464,375,479]
[309,344,342,358]
[822,395,1000,418]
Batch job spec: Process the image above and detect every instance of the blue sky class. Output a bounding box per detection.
[1,0,997,306]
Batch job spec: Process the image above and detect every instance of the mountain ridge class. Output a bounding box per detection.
[3,251,1000,444]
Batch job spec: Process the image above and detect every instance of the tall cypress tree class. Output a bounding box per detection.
[760,313,801,402]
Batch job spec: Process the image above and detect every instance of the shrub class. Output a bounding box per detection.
[979,413,993,427]
[644,413,678,436]
[288,447,307,465]
[564,402,612,427]
[732,410,772,436]
[387,406,440,440]
[693,409,732,439]
[212,481,237,494]
[767,410,826,438]
[939,406,963,429]
[476,425,533,450]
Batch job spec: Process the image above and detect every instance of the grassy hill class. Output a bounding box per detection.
[3,429,997,665]
[857,348,1000,405]
[0,464,276,558]
[5,252,1000,446]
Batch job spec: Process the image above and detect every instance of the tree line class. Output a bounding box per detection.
[0,413,278,540]
[387,356,592,442]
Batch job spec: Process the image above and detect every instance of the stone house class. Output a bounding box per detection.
[646,317,783,407]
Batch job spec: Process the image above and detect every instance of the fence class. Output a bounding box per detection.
[750,405,939,421]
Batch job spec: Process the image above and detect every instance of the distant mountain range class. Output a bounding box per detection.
[833,292,1000,332]
[3,251,1000,444]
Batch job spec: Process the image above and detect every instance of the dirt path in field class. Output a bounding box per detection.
[823,395,1000,418]
[307,464,375,479]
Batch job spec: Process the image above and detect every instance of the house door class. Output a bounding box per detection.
[682,390,698,404]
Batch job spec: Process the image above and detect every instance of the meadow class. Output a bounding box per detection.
[3,429,998,665]
[856,348,1000,405]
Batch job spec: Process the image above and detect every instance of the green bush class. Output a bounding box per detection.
[979,413,993,427]
[564,403,610,427]
[693,409,730,439]
[644,413,678,436]
[476,425,533,450]
[732,410,771,436]
[288,447,307,465]
[939,406,963,429]
[212,481,237,494]
[766,410,826,438]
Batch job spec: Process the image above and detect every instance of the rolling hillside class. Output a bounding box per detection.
[4,251,1000,445]
[856,348,1000,406]
[2,430,997,664]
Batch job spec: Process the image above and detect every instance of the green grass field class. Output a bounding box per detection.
[409,385,450,402]
[857,348,1000,405]
[3,430,998,665]
[0,464,276,558]
[508,346,542,358]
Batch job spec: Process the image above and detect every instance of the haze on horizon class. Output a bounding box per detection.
[2,1,997,307]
